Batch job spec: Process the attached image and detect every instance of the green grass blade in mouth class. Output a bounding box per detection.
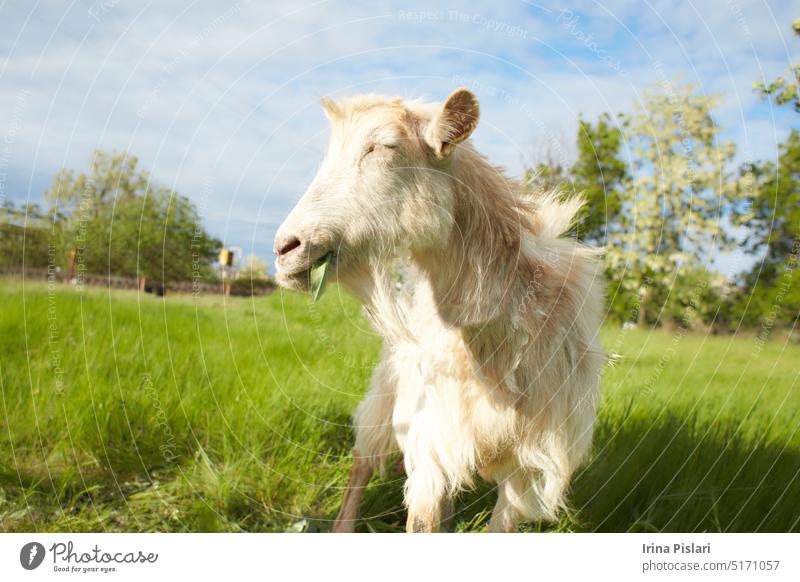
[309,253,333,302]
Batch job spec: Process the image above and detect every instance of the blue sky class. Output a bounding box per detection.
[0,0,797,275]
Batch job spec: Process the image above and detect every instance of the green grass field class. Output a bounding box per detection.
[0,279,798,532]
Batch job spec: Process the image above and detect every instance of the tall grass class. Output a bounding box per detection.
[0,279,797,532]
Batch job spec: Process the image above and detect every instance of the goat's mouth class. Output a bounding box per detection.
[275,251,336,292]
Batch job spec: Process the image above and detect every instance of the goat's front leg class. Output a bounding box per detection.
[332,448,373,533]
[487,470,563,532]
[404,464,448,532]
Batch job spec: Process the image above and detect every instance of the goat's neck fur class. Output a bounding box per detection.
[341,141,602,416]
[411,144,527,329]
[347,143,533,342]
[344,138,592,362]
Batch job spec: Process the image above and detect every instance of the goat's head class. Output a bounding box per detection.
[274,88,480,292]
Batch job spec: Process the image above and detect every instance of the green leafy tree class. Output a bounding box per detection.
[44,150,220,284]
[754,19,800,112]
[736,20,800,331]
[524,156,572,195]
[0,201,65,270]
[739,131,800,288]
[572,113,629,243]
[45,150,152,215]
[112,188,220,284]
[524,115,628,244]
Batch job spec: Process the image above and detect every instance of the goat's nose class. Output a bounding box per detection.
[275,235,303,258]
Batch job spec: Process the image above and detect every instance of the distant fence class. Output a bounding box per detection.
[0,266,275,297]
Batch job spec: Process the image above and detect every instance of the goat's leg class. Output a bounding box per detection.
[489,472,535,533]
[332,449,373,533]
[487,487,523,533]
[488,470,565,532]
[332,355,399,532]
[404,465,448,533]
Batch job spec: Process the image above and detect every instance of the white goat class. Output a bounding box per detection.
[274,88,604,532]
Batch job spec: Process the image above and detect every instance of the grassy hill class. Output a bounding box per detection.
[0,279,797,532]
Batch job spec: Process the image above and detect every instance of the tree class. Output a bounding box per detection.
[739,131,800,287]
[45,150,152,215]
[239,254,269,280]
[43,150,220,284]
[736,19,800,330]
[230,253,274,295]
[754,19,800,112]
[572,113,629,244]
[609,81,738,326]
[524,160,571,195]
[524,114,628,244]
[523,137,573,195]
[113,188,220,284]
[0,201,64,270]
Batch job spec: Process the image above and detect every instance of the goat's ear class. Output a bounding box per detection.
[320,96,342,121]
[425,88,480,159]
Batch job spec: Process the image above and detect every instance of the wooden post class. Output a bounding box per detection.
[66,246,77,280]
[638,286,647,327]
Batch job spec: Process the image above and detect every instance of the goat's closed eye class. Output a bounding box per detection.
[362,143,396,160]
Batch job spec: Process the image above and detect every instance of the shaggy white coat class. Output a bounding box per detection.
[274,89,605,532]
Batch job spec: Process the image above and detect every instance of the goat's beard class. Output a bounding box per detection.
[275,269,312,292]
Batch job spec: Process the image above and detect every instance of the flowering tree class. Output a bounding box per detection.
[608,81,738,326]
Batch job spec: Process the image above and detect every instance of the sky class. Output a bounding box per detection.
[0,0,797,276]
